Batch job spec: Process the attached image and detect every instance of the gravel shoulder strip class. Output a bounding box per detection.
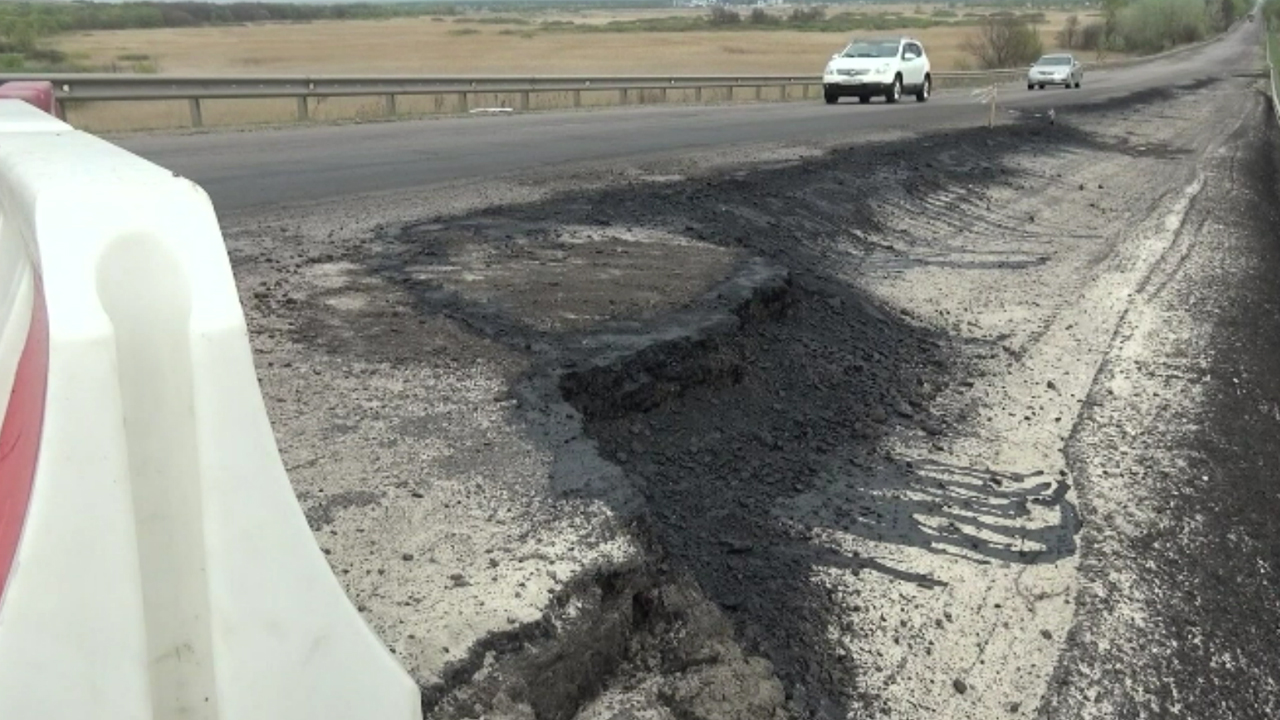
[1040,84,1280,720]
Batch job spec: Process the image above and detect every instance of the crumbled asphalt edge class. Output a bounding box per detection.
[1039,91,1280,719]
[358,125,1044,719]
[284,82,1218,720]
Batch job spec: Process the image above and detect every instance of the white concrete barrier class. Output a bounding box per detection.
[0,99,421,720]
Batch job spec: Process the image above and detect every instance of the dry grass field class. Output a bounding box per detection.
[49,5,1101,132]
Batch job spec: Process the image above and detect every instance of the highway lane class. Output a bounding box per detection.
[117,20,1261,214]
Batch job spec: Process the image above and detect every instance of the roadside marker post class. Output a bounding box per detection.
[0,99,421,720]
[971,83,998,128]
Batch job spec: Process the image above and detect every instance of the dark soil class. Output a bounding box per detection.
[356,114,1126,719]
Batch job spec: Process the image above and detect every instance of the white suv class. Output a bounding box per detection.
[822,37,932,105]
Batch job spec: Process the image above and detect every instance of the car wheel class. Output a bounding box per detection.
[886,76,902,103]
[1028,83,1035,90]
[916,75,931,102]
[1038,84,1045,89]
[824,94,838,105]
[859,95,871,104]
[1075,80,1082,88]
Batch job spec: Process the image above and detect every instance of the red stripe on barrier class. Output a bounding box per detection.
[0,279,49,602]
[0,82,59,118]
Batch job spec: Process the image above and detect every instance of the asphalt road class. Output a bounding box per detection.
[118,20,1261,214]
[124,15,1280,720]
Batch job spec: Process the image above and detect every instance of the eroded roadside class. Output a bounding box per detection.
[1039,91,1280,720]
[222,69,1271,720]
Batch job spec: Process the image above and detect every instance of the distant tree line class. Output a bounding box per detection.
[0,1,474,59]
[964,0,1248,70]
[1054,0,1248,56]
[2,2,456,38]
[704,5,1048,31]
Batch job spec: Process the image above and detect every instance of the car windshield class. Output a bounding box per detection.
[841,41,900,59]
[1036,56,1072,66]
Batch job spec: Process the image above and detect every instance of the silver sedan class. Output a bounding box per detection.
[1027,54,1083,90]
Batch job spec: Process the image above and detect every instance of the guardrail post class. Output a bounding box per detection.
[661,87,668,104]
[619,88,628,106]
[384,94,397,117]
[458,91,469,113]
[187,98,203,128]
[755,85,763,101]
[296,97,309,122]
[572,89,582,108]
[519,90,531,111]
[695,86,703,103]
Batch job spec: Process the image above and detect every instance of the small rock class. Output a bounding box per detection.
[953,678,969,695]
[1047,379,1058,391]
[1041,629,1053,640]
[894,401,915,419]
[1008,702,1022,713]
[401,553,415,562]
[616,452,630,463]
[869,407,889,424]
[922,420,944,436]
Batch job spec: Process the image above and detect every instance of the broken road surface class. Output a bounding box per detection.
[207,20,1280,720]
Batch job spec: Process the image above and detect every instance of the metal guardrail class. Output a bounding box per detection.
[0,30,1233,129]
[0,70,1023,128]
